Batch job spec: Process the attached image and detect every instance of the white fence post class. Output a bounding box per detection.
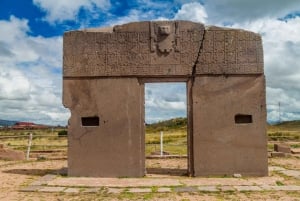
[160,131,163,156]
[26,133,33,160]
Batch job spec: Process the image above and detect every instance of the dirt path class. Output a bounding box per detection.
[0,159,66,201]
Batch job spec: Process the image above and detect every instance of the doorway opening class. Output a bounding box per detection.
[144,82,188,176]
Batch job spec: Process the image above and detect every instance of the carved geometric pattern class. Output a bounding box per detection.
[63,22,263,77]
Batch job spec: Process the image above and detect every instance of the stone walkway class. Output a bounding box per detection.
[21,166,300,194]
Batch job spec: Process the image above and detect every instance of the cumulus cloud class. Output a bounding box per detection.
[145,83,187,123]
[0,70,31,100]
[174,2,207,23]
[0,16,69,125]
[33,0,110,24]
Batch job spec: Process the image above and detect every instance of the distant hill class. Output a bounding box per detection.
[0,119,18,127]
[269,120,300,131]
[275,120,300,126]
[147,118,300,132]
[146,117,187,133]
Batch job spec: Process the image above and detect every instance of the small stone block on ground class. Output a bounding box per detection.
[274,144,291,153]
[39,186,66,193]
[157,187,172,192]
[198,186,218,192]
[64,188,80,193]
[173,186,198,193]
[291,148,300,154]
[128,188,152,193]
[234,185,262,191]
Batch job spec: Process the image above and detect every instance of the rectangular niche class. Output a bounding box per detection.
[81,116,100,126]
[235,114,252,124]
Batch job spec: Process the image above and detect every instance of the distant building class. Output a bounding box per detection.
[11,122,48,130]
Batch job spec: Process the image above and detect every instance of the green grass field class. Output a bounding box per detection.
[1,118,300,156]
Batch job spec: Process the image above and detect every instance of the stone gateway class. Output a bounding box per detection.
[63,21,268,177]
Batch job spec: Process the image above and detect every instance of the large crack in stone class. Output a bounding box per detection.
[191,28,206,85]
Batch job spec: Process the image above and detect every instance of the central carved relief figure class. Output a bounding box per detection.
[63,21,268,177]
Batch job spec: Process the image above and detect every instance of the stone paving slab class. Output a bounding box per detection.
[180,177,281,186]
[157,187,172,192]
[280,170,300,179]
[128,188,152,193]
[21,185,300,193]
[64,188,80,193]
[198,186,218,192]
[234,185,263,191]
[83,188,100,193]
[271,185,300,191]
[31,174,57,186]
[260,185,275,190]
[269,166,286,171]
[20,185,42,192]
[173,186,198,193]
[220,186,235,191]
[107,188,124,194]
[39,186,66,193]
[48,177,181,187]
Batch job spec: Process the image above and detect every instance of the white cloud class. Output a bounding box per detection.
[174,2,207,23]
[33,0,110,24]
[0,16,69,125]
[145,83,187,123]
[202,0,300,24]
[0,69,31,100]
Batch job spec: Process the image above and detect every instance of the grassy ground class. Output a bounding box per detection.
[1,119,300,200]
[1,118,300,155]
[0,129,67,151]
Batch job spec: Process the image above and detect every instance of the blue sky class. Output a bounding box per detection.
[0,0,300,125]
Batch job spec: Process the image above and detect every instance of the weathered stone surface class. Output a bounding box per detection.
[64,188,80,193]
[128,188,152,193]
[196,26,263,75]
[63,21,263,78]
[64,78,144,177]
[63,20,267,177]
[39,186,66,192]
[63,21,204,77]
[198,186,218,192]
[234,185,262,191]
[192,75,268,176]
[157,187,172,192]
[220,186,235,191]
[83,188,100,193]
[274,144,291,153]
[280,170,300,179]
[48,177,182,187]
[173,186,198,192]
[107,188,123,194]
[20,185,42,192]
